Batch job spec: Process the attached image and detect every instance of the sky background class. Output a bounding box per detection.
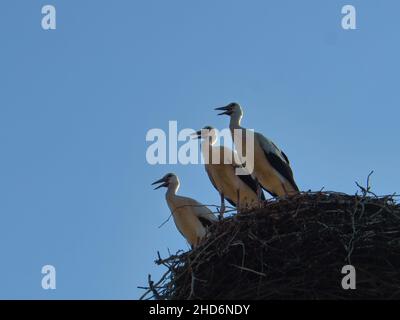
[0,0,399,299]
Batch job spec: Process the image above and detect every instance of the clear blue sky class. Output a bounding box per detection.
[0,0,399,299]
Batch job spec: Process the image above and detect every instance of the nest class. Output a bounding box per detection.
[140,188,400,300]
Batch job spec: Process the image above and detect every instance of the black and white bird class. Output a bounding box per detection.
[215,102,299,197]
[193,126,265,217]
[152,173,217,248]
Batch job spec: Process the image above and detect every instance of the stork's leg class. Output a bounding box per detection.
[196,236,201,247]
[219,192,225,220]
[236,188,241,213]
[255,178,263,204]
[281,182,289,198]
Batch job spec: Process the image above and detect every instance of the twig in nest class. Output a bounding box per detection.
[140,191,400,300]
[138,274,162,300]
[188,265,198,300]
[158,214,172,228]
[355,170,375,197]
[230,264,266,277]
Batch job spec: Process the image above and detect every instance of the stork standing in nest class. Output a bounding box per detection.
[152,173,217,248]
[215,102,299,197]
[192,126,265,217]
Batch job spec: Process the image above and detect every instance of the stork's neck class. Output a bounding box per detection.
[201,135,217,149]
[229,112,243,130]
[201,136,217,163]
[166,182,179,199]
[201,139,211,155]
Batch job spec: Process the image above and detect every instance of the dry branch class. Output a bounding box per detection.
[140,190,400,300]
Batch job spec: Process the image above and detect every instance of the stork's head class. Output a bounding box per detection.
[152,173,179,190]
[215,102,242,118]
[191,126,218,144]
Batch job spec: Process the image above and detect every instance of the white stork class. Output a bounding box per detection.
[215,102,299,197]
[192,126,265,217]
[152,173,217,248]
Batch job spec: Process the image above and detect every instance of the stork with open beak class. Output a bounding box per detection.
[215,102,299,197]
[152,173,218,249]
[192,126,265,217]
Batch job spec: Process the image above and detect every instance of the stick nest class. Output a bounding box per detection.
[140,190,400,300]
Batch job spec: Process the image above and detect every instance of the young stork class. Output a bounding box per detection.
[152,173,217,248]
[215,102,299,197]
[193,126,265,217]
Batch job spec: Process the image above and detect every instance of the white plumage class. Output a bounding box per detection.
[152,173,217,248]
[215,102,299,197]
[193,126,264,216]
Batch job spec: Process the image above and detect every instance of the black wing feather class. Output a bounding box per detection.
[237,174,266,201]
[224,197,236,207]
[281,150,290,164]
[264,151,299,192]
[198,217,214,228]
